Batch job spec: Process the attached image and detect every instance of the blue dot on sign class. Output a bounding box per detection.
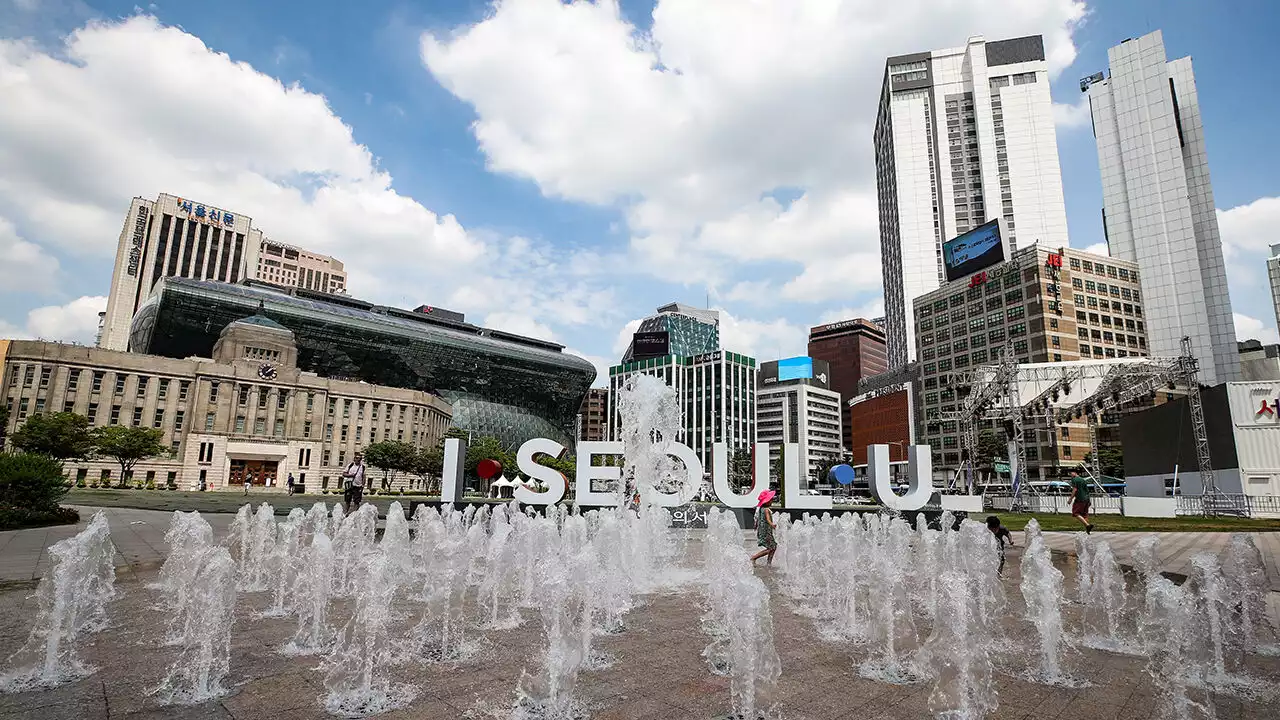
[829,464,856,486]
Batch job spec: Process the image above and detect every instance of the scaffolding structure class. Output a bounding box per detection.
[924,336,1215,511]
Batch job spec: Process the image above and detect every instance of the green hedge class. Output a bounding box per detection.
[0,453,76,530]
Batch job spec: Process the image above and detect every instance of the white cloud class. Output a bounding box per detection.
[1234,312,1280,346]
[817,299,885,326]
[716,308,806,362]
[611,319,642,356]
[481,311,557,342]
[1052,95,1091,129]
[1219,196,1280,260]
[1082,242,1108,257]
[0,15,618,345]
[1,295,105,343]
[422,0,1087,296]
[0,216,59,293]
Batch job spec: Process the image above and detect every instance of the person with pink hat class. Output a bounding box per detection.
[750,489,778,566]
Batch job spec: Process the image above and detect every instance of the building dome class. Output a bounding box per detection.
[228,313,290,333]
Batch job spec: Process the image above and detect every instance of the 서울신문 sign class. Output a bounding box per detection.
[175,197,236,228]
[125,205,150,276]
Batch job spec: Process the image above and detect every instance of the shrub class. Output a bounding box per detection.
[75,479,86,488]
[89,481,100,489]
[0,506,79,530]
[0,453,71,528]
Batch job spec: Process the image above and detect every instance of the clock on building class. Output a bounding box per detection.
[257,363,278,381]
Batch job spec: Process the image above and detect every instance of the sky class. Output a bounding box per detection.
[2,0,1278,387]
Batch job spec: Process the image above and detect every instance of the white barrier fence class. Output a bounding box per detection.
[984,493,1280,519]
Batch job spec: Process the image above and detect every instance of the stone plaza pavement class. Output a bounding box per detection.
[0,507,1278,719]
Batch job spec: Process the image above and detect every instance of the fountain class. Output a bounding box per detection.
[332,503,377,597]
[281,532,336,656]
[380,502,411,574]
[262,507,306,617]
[150,547,237,705]
[321,550,417,717]
[228,503,277,592]
[1080,538,1138,653]
[1018,519,1069,685]
[151,510,214,595]
[0,512,117,692]
[924,570,997,720]
[1142,574,1212,719]
[1221,534,1274,653]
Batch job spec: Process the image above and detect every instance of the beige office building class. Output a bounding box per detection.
[913,244,1149,477]
[99,193,347,351]
[3,315,450,492]
[257,239,347,294]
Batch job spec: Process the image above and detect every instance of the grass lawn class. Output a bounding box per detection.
[992,512,1280,533]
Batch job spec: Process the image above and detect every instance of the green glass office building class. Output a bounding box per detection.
[129,278,596,448]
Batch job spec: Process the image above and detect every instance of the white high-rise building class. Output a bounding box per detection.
[877,35,1069,367]
[100,194,263,351]
[100,193,347,352]
[756,364,843,483]
[1267,244,1280,333]
[1084,30,1239,384]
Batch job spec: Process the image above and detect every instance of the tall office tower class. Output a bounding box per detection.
[1268,244,1280,332]
[101,194,263,351]
[1084,30,1239,384]
[806,318,888,451]
[620,303,720,362]
[757,358,843,482]
[877,35,1069,367]
[577,387,609,442]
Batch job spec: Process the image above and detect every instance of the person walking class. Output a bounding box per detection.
[286,472,295,496]
[243,471,252,496]
[343,453,367,513]
[1067,468,1094,534]
[750,489,778,566]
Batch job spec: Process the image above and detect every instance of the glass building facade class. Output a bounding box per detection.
[128,278,596,448]
[621,304,720,362]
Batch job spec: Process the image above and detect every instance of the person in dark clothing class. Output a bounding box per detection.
[1067,469,1095,534]
[986,515,1014,573]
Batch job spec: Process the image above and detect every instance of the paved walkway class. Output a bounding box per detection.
[1043,530,1280,591]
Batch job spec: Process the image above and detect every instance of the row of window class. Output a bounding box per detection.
[10,365,194,401]
[1068,256,1139,283]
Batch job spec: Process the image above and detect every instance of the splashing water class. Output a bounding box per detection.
[262,507,306,617]
[616,373,692,506]
[153,511,216,645]
[1018,519,1075,686]
[1221,534,1274,654]
[1142,576,1214,719]
[925,571,997,720]
[321,550,417,717]
[150,547,237,705]
[0,512,117,692]
[281,532,336,657]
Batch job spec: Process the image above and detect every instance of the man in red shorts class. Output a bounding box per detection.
[1067,468,1094,534]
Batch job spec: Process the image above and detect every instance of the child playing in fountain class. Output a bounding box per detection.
[986,515,1014,573]
[751,490,778,566]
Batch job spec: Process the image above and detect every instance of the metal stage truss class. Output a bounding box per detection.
[922,336,1215,512]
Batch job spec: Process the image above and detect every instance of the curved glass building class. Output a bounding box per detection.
[129,278,595,448]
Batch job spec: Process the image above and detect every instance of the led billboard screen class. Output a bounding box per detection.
[760,356,830,389]
[630,331,670,360]
[942,219,1007,282]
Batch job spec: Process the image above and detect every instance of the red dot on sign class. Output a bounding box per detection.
[477,459,502,480]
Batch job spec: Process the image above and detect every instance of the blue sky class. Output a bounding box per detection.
[2,0,1278,384]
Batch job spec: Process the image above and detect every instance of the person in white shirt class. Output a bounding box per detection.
[343,453,367,513]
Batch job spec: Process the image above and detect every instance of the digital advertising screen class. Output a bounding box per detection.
[942,218,1007,282]
[777,356,814,382]
[631,330,670,360]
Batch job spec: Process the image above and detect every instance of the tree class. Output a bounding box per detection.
[0,452,69,512]
[92,426,166,486]
[362,440,418,490]
[9,412,95,460]
[975,430,1008,471]
[465,435,514,487]
[728,448,754,490]
[413,446,445,493]
[810,451,841,488]
[0,404,10,447]
[1083,447,1125,478]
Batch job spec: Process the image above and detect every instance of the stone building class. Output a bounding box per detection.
[1,312,450,492]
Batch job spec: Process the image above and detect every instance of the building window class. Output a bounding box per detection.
[110,405,121,425]
[132,407,143,426]
[254,418,266,435]
[258,389,269,409]
[235,415,246,433]
[209,381,220,402]
[274,419,285,437]
[205,412,216,431]
[137,376,149,398]
[92,371,104,392]
[239,386,249,405]
[34,398,45,414]
[115,376,126,395]
[338,451,346,466]
[153,409,164,428]
[323,450,331,466]
[22,366,35,387]
[340,427,348,441]
[174,411,184,431]
[307,393,315,411]
[325,423,334,440]
[179,381,190,401]
[328,398,336,415]
[304,420,312,438]
[87,402,99,423]
[355,427,363,442]
[158,379,169,399]
[277,392,287,410]
[343,400,351,418]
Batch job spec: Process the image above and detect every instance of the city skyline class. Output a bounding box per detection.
[2,1,1279,388]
